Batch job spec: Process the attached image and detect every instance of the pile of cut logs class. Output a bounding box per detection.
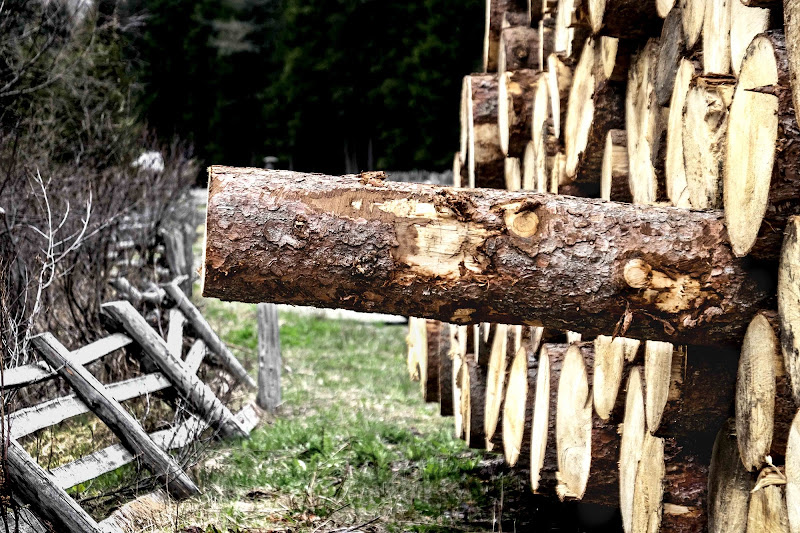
[200,0,800,531]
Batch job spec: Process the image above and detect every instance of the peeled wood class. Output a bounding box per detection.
[461,358,487,449]
[505,157,521,192]
[451,325,467,437]
[203,166,774,346]
[655,7,687,107]
[32,333,200,500]
[683,75,734,210]
[499,69,542,157]
[102,301,248,438]
[665,59,697,207]
[736,313,798,471]
[626,39,667,205]
[644,340,675,434]
[703,0,733,74]
[779,217,800,404]
[523,140,537,190]
[746,468,791,533]
[585,0,660,38]
[502,344,536,466]
[600,129,631,202]
[681,0,706,50]
[708,420,756,533]
[787,409,800,532]
[593,334,640,421]
[467,74,505,189]
[564,36,625,183]
[483,0,531,72]
[499,26,541,74]
[407,316,425,381]
[730,0,771,76]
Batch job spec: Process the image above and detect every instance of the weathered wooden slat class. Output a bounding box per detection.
[235,401,264,434]
[3,333,133,389]
[10,372,172,439]
[256,302,281,411]
[166,308,186,358]
[163,280,256,389]
[184,339,206,373]
[32,333,199,499]
[6,438,113,533]
[101,301,249,438]
[2,502,51,533]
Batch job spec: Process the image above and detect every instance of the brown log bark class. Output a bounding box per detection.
[461,358,488,449]
[724,31,800,260]
[499,26,541,74]
[204,166,773,347]
[467,74,506,189]
[484,0,531,72]
[538,18,555,71]
[779,217,800,405]
[564,36,626,184]
[655,6,687,107]
[421,320,442,403]
[438,327,454,416]
[600,129,631,202]
[585,0,661,38]
[785,0,800,126]
[499,69,543,158]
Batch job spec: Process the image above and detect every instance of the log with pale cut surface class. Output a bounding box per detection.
[703,0,733,74]
[554,0,590,58]
[467,74,505,189]
[736,312,798,471]
[600,129,631,202]
[484,0,531,72]
[499,26,541,74]
[746,467,791,533]
[451,325,468,438]
[523,140,537,190]
[461,358,488,449]
[407,316,425,381]
[788,409,800,533]
[657,0,676,18]
[585,0,660,38]
[724,31,800,260]
[505,157,522,190]
[502,344,536,466]
[731,0,771,76]
[547,53,573,140]
[708,420,755,533]
[204,166,773,346]
[620,368,646,533]
[499,69,542,157]
[779,217,800,405]
[683,75,734,210]
[459,77,469,162]
[665,58,698,207]
[484,324,516,450]
[452,152,467,188]
[564,36,625,184]
[655,7,687,107]
[592,334,640,421]
[680,0,706,50]
[626,39,668,205]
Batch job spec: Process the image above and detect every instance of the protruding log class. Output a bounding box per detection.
[665,58,697,207]
[483,0,531,72]
[787,409,800,532]
[644,340,675,434]
[620,368,646,533]
[708,420,755,533]
[204,167,774,346]
[502,344,536,466]
[451,325,468,437]
[461,358,488,449]
[530,342,556,493]
[681,0,706,50]
[499,69,542,157]
[453,152,467,188]
[421,320,442,403]
[484,324,514,450]
[600,129,631,202]
[538,18,556,70]
[460,77,470,162]
[499,26,541,74]
[655,7,687,107]
[683,75,735,210]
[657,0,677,18]
[726,33,800,261]
[586,0,660,39]
[554,0,590,58]
[505,157,522,190]
[736,313,798,471]
[703,0,733,74]
[467,74,505,189]
[731,0,771,76]
[439,328,454,416]
[746,467,791,533]
[779,217,800,404]
[547,53,574,140]
[564,36,626,183]
[593,335,640,421]
[626,39,667,205]
[407,316,425,381]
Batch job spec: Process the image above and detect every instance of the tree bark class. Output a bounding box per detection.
[438,324,454,416]
[484,0,531,72]
[585,0,661,38]
[655,7,687,107]
[724,31,800,260]
[499,69,543,158]
[499,26,542,74]
[204,166,773,347]
[467,74,506,189]
[461,358,488,449]
[421,320,442,403]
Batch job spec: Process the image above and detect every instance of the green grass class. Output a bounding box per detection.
[162,301,516,532]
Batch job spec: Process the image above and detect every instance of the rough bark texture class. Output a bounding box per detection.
[499,26,542,73]
[422,320,442,403]
[655,6,687,106]
[461,358,488,449]
[779,216,800,405]
[204,166,773,347]
[438,325,454,416]
[468,74,506,190]
[499,69,543,158]
[484,0,531,72]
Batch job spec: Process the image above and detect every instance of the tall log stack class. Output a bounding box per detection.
[203,0,800,530]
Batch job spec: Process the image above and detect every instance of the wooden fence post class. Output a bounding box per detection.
[5,438,116,533]
[256,303,281,412]
[101,301,249,438]
[162,280,257,390]
[31,333,200,499]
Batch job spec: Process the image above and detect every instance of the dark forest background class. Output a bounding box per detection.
[126,0,484,176]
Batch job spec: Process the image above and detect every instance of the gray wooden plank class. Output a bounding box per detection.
[256,302,281,412]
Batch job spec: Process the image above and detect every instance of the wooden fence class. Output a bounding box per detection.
[3,280,263,533]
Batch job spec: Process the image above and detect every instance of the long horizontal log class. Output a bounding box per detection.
[203,166,773,346]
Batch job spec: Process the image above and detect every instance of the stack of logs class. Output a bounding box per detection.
[408,0,800,531]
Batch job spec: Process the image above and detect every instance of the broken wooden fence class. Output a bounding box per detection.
[4,296,260,533]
